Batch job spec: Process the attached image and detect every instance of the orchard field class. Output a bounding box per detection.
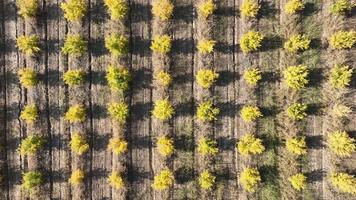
[0,0,355,199]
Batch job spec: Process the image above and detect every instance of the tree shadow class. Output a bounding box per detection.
[174,134,194,152]
[216,101,237,118]
[129,2,152,23]
[90,37,107,57]
[308,67,324,87]
[175,101,193,117]
[91,104,108,120]
[215,41,236,54]
[131,68,152,90]
[306,169,324,182]
[90,0,109,24]
[216,136,236,151]
[172,38,194,55]
[258,165,278,184]
[215,5,237,17]
[173,4,194,21]
[306,135,324,150]
[127,164,152,182]
[261,106,280,118]
[130,102,151,121]
[216,70,237,86]
[302,3,319,17]
[307,103,323,116]
[175,166,195,184]
[261,71,280,83]
[130,135,151,149]
[131,36,151,57]
[258,1,278,19]
[90,168,109,180]
[173,73,193,85]
[260,35,283,52]
[91,70,106,86]
[310,38,322,50]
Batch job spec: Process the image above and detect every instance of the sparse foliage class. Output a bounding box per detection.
[19,135,45,156]
[286,137,307,155]
[196,101,220,122]
[330,0,354,15]
[65,105,86,123]
[285,0,304,14]
[16,0,38,19]
[286,103,308,120]
[243,68,262,86]
[16,35,40,55]
[20,104,38,123]
[329,65,353,89]
[329,172,356,194]
[327,130,356,157]
[197,0,216,19]
[62,34,87,56]
[197,137,218,156]
[63,70,85,86]
[237,134,265,156]
[289,173,307,191]
[240,0,260,18]
[196,69,219,89]
[152,98,174,120]
[151,35,172,54]
[104,0,128,20]
[240,105,262,122]
[154,71,172,87]
[199,170,215,190]
[108,171,125,189]
[61,0,87,21]
[18,68,38,88]
[105,34,129,56]
[284,34,311,52]
[156,136,174,157]
[239,31,264,53]
[108,137,128,155]
[331,104,352,118]
[152,0,174,21]
[107,102,129,123]
[22,171,42,191]
[283,65,309,90]
[69,169,85,185]
[106,65,131,92]
[329,30,356,49]
[70,133,89,155]
[240,168,261,192]
[152,169,174,190]
[197,39,216,54]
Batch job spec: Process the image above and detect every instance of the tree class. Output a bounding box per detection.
[16,35,40,55]
[237,134,265,156]
[283,65,309,90]
[285,0,304,14]
[63,69,85,87]
[239,31,264,53]
[18,68,38,88]
[240,0,260,18]
[107,102,129,123]
[289,173,307,191]
[152,0,174,21]
[197,137,218,156]
[196,69,219,89]
[330,0,354,15]
[22,171,42,191]
[156,136,174,157]
[105,34,129,56]
[197,0,216,19]
[16,0,38,19]
[60,0,87,21]
[108,171,125,189]
[65,105,86,123]
[197,39,216,54]
[152,169,174,190]
[152,98,174,120]
[151,35,172,54]
[70,133,89,155]
[108,137,128,155]
[69,169,85,186]
[243,68,262,86]
[286,137,307,155]
[240,105,262,122]
[106,65,131,92]
[20,104,38,123]
[196,101,220,122]
[62,34,87,56]
[327,130,355,157]
[331,104,352,118]
[329,65,353,89]
[284,34,311,53]
[240,167,261,192]
[329,30,356,49]
[104,0,128,20]
[329,172,356,194]
[19,135,45,156]
[154,71,172,87]
[286,103,308,120]
[199,170,215,190]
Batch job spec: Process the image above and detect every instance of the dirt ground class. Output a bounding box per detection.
[0,0,355,200]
